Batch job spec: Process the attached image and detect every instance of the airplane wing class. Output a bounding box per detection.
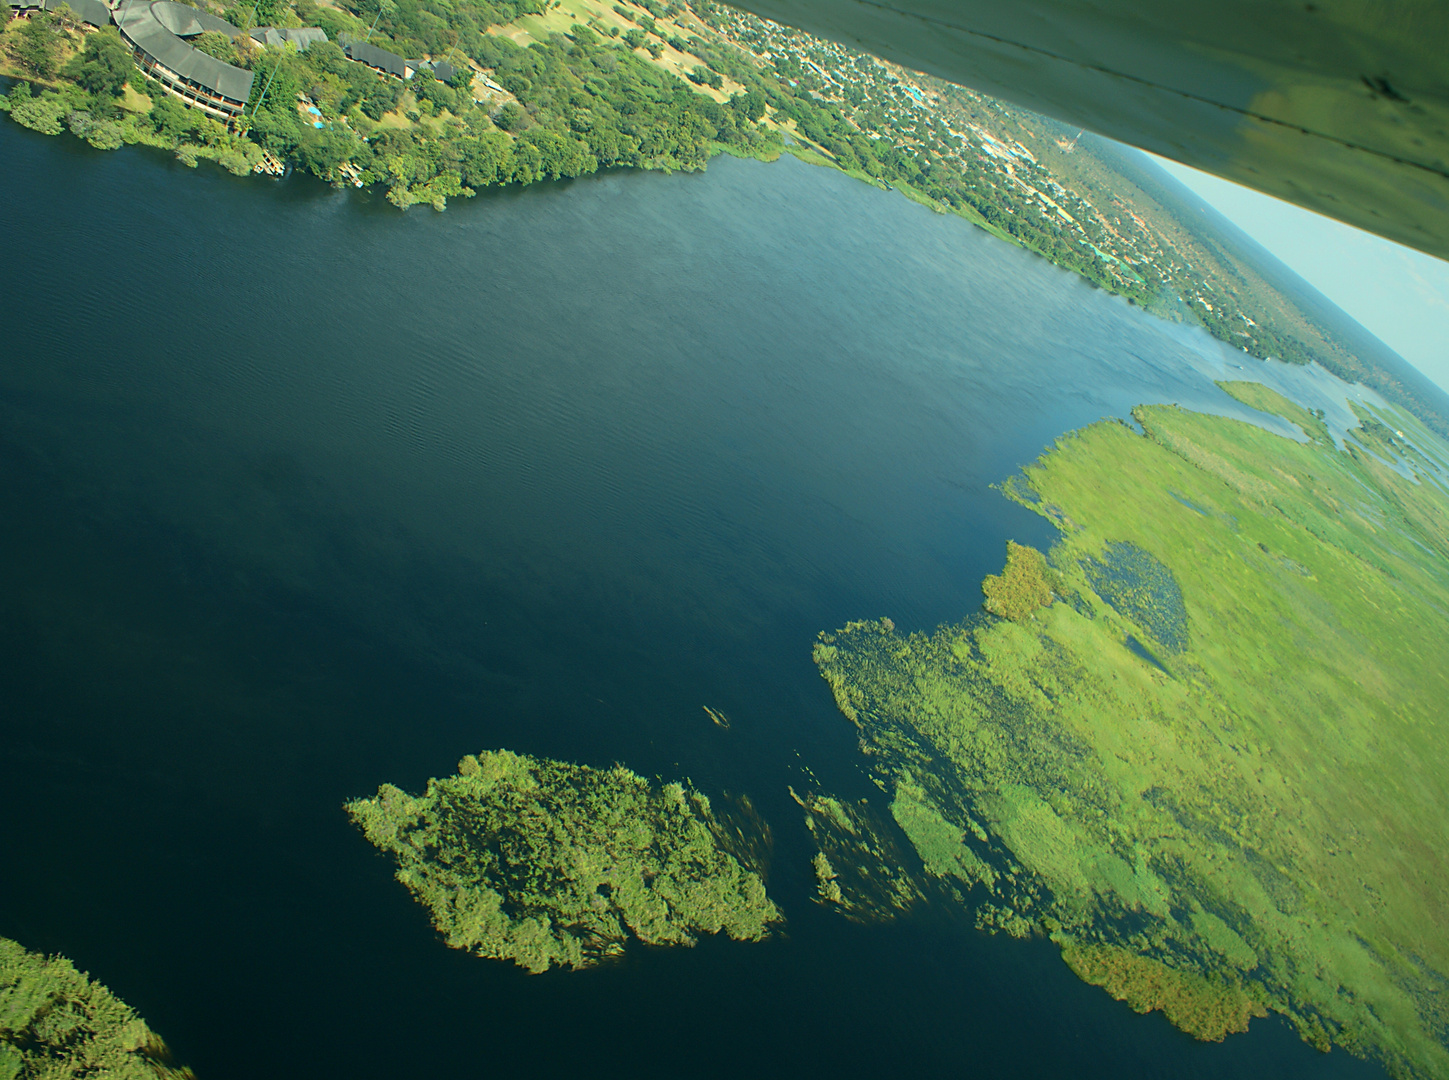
[720,0,1449,261]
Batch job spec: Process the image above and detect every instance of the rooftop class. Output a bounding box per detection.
[114,0,255,105]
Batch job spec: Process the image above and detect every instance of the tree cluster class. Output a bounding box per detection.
[981,540,1054,622]
[346,750,781,973]
[229,19,778,208]
[15,7,60,77]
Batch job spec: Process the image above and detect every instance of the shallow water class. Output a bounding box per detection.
[0,122,1387,1078]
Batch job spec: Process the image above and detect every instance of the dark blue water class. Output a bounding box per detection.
[0,122,1384,1078]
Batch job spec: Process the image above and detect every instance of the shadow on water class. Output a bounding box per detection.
[0,121,1387,1078]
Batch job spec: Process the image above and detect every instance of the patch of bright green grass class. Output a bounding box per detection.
[1217,380,1332,444]
[814,385,1449,1078]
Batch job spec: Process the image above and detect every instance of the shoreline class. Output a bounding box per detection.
[2,0,1445,440]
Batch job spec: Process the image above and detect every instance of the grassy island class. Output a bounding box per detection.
[347,750,781,972]
[0,936,193,1080]
[814,384,1449,1078]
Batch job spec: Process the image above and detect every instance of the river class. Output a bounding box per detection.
[0,121,1384,1078]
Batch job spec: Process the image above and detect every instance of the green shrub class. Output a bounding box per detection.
[67,109,124,148]
[10,91,68,134]
[981,541,1054,621]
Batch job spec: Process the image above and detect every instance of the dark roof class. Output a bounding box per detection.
[251,25,326,49]
[40,0,110,26]
[115,1,254,104]
[408,57,461,85]
[340,36,409,78]
[149,1,238,36]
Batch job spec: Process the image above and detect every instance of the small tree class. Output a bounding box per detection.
[359,78,400,120]
[150,92,197,145]
[221,4,257,30]
[493,99,524,132]
[687,64,720,90]
[729,89,765,122]
[191,29,238,64]
[233,30,260,65]
[62,26,135,96]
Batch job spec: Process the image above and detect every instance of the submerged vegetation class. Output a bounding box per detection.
[790,787,923,921]
[814,384,1449,1078]
[1080,540,1188,655]
[0,936,192,1080]
[347,749,781,972]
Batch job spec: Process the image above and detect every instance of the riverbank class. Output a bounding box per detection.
[3,0,1446,439]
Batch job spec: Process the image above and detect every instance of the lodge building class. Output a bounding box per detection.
[114,0,254,119]
[248,24,325,49]
[12,0,457,124]
[10,0,111,28]
[338,34,411,80]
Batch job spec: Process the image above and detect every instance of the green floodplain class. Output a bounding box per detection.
[347,750,781,973]
[814,383,1449,1078]
[0,936,192,1080]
